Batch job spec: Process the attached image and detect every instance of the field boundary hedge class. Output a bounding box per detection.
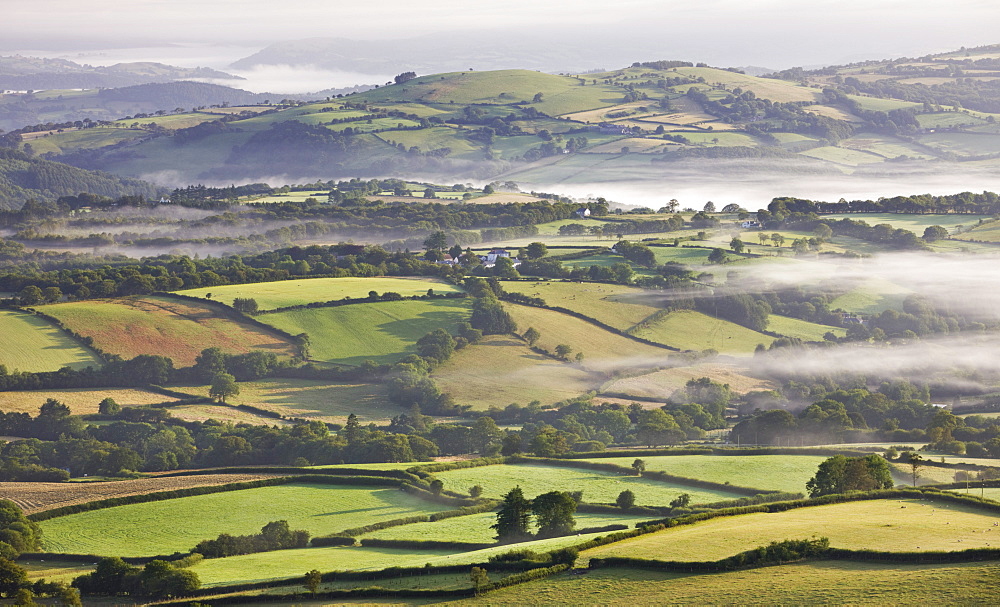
[556,446,874,459]
[18,306,112,363]
[253,291,468,315]
[499,298,681,352]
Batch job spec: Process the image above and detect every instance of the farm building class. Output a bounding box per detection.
[576,208,592,219]
[479,248,521,268]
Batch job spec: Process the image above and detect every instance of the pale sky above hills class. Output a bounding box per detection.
[6,0,1000,70]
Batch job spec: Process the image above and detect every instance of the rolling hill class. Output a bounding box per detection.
[14,44,1000,188]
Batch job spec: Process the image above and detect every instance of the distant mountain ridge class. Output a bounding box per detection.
[0,55,239,90]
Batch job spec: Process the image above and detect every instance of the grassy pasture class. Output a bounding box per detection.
[0,387,177,415]
[577,455,827,494]
[178,276,462,310]
[22,127,148,156]
[916,112,988,128]
[503,303,670,368]
[0,310,101,372]
[164,403,294,426]
[433,336,597,408]
[180,378,397,424]
[920,132,1000,156]
[190,532,608,587]
[582,498,1000,563]
[500,280,660,330]
[952,219,1000,242]
[362,511,655,543]
[451,561,1000,605]
[821,213,988,234]
[768,314,846,341]
[674,68,821,103]
[838,135,936,160]
[20,560,95,584]
[378,126,480,158]
[42,296,297,367]
[845,95,921,111]
[356,70,623,117]
[40,483,450,557]
[798,145,884,166]
[262,298,472,366]
[601,363,776,398]
[830,278,912,314]
[431,464,743,506]
[631,310,773,354]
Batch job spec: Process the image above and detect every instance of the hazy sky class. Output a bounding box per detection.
[7,0,1000,70]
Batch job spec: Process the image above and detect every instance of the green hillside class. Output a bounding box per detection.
[0,147,161,209]
[23,50,1000,185]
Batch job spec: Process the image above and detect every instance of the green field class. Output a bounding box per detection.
[178,277,462,310]
[433,335,597,408]
[631,309,773,354]
[261,298,472,365]
[821,213,988,234]
[920,132,1000,156]
[361,511,654,543]
[189,532,608,586]
[40,483,450,557]
[601,362,776,398]
[179,378,397,424]
[500,280,660,330]
[0,387,177,415]
[577,455,827,494]
[768,314,846,341]
[0,310,101,372]
[799,146,884,166]
[503,302,669,369]
[582,498,1000,563]
[831,279,912,314]
[42,296,297,367]
[431,464,743,506]
[449,561,1000,605]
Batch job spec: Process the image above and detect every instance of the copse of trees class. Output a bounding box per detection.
[192,520,309,558]
[492,487,577,541]
[806,454,894,497]
[72,557,199,599]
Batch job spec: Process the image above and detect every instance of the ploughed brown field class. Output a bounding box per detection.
[0,473,284,514]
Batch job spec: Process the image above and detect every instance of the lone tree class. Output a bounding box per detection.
[708,248,728,264]
[729,237,744,254]
[806,454,894,497]
[470,567,490,594]
[554,344,573,360]
[632,458,646,475]
[904,452,924,486]
[532,491,577,538]
[616,490,636,510]
[209,372,240,404]
[492,486,532,543]
[304,569,321,594]
[670,493,691,509]
[523,327,541,346]
[98,398,121,416]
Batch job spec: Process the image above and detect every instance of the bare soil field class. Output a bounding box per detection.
[0,473,284,514]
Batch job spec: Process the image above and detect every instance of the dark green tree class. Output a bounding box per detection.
[304,569,321,594]
[616,490,636,510]
[491,486,532,542]
[532,491,577,538]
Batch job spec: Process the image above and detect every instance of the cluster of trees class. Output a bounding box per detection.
[731,383,942,445]
[491,487,578,541]
[767,191,1000,216]
[193,520,309,558]
[686,88,854,142]
[72,557,199,599]
[0,500,80,604]
[806,454,895,496]
[0,148,160,210]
